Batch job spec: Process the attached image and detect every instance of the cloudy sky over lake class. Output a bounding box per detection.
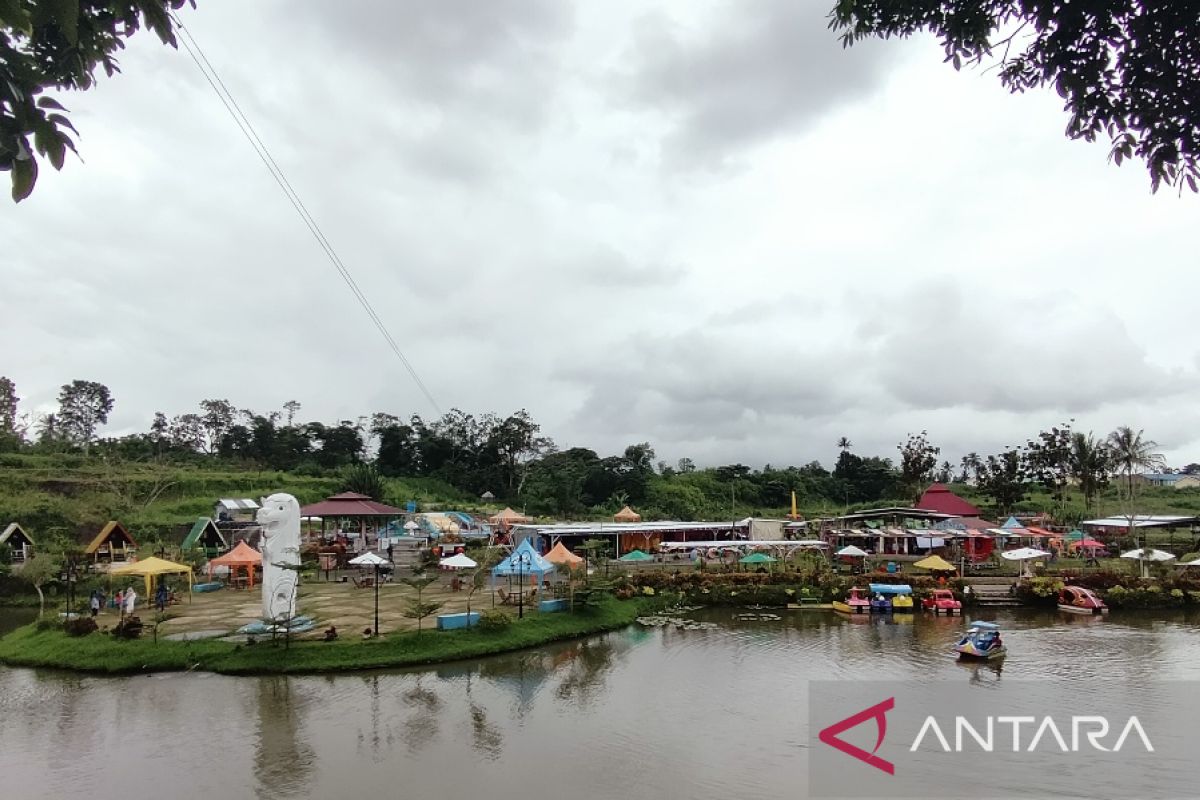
[4,0,1197,469]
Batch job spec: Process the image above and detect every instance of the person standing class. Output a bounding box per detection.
[155,582,168,613]
[89,591,101,618]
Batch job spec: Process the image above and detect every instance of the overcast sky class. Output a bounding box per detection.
[3,0,1198,470]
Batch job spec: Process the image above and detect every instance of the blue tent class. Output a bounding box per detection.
[1002,516,1023,529]
[491,539,556,584]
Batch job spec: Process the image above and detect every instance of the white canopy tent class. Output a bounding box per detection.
[1120,547,1176,578]
[1001,547,1052,577]
[440,553,478,570]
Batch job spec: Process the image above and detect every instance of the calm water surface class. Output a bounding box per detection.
[2,608,1198,800]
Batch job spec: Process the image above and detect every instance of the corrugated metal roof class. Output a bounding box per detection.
[218,498,260,511]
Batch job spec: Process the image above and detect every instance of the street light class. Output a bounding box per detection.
[516,551,532,619]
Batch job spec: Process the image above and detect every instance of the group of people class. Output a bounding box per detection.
[88,588,137,617]
[86,583,177,617]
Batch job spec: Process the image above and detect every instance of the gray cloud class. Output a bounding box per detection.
[623,0,903,166]
[287,0,574,131]
[3,0,1198,477]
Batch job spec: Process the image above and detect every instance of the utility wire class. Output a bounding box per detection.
[170,15,442,416]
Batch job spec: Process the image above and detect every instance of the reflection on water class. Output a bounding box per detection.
[254,677,313,799]
[2,609,1200,799]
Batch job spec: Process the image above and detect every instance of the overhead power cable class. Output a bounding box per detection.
[170,14,441,415]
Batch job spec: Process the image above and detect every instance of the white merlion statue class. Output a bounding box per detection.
[257,493,302,622]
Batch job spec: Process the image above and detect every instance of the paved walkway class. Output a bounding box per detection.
[97,578,542,639]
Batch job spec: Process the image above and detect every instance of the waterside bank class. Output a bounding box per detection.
[0,599,645,676]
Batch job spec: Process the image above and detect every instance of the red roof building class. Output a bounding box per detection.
[915,484,982,517]
[299,492,405,518]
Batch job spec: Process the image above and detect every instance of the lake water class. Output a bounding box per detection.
[2,607,1198,800]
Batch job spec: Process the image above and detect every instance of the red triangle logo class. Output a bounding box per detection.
[817,697,895,775]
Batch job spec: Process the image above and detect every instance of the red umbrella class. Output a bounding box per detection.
[1076,539,1107,551]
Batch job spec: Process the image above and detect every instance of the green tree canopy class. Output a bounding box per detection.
[2,1,195,201]
[830,0,1200,192]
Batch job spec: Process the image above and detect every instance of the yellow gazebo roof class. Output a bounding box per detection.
[912,554,956,572]
[110,556,194,595]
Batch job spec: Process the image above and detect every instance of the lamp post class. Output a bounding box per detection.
[516,551,532,619]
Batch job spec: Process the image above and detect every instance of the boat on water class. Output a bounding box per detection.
[868,583,914,613]
[1058,585,1108,615]
[955,621,1007,660]
[832,586,870,615]
[922,588,963,615]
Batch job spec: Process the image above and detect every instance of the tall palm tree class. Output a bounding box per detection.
[836,437,853,453]
[1106,427,1166,540]
[1107,426,1166,498]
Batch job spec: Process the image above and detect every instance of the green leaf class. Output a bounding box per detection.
[46,113,79,135]
[49,0,79,45]
[37,96,68,112]
[11,156,37,202]
[0,0,31,33]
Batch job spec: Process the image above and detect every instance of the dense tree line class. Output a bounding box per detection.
[0,377,1189,522]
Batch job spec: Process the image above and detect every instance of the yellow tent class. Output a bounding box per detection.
[110,556,195,597]
[544,541,583,567]
[912,554,957,572]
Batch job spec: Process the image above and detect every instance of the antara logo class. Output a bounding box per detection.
[910,715,1155,753]
[818,697,895,775]
[818,698,1155,776]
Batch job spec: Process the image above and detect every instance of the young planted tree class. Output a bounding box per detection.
[464,548,504,618]
[401,574,443,634]
[21,552,58,619]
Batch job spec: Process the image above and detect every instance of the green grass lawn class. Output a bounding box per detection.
[0,599,645,675]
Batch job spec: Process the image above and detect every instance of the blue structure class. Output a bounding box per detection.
[868,583,913,596]
[491,539,556,584]
[538,599,569,613]
[437,612,481,630]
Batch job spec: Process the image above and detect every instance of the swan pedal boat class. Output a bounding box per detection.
[955,621,1007,661]
[1058,585,1108,615]
[832,586,870,615]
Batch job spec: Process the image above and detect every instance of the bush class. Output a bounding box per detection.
[112,615,144,640]
[476,609,512,632]
[34,618,57,632]
[63,616,98,637]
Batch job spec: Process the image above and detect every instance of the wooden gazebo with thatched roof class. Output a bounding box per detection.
[83,521,136,564]
[0,523,33,564]
[614,505,642,523]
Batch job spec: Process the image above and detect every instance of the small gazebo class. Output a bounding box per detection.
[614,505,641,523]
[0,522,34,564]
[181,518,227,558]
[488,507,531,526]
[84,521,137,564]
[300,492,405,549]
[208,540,263,587]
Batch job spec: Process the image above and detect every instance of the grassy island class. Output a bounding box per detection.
[0,599,644,676]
